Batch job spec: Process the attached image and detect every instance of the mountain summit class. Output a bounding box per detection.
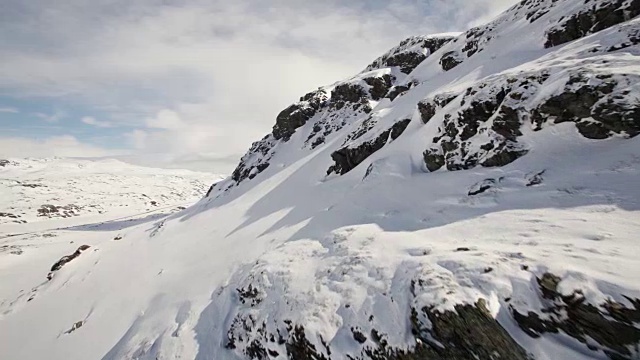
[2,0,640,359]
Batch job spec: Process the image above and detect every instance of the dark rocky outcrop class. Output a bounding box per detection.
[286,325,329,360]
[362,299,528,360]
[273,90,327,141]
[386,85,410,101]
[467,178,499,196]
[20,182,45,188]
[418,102,436,124]
[330,84,370,112]
[48,245,91,280]
[525,170,545,187]
[364,75,394,101]
[231,135,277,184]
[423,151,445,172]
[512,273,640,359]
[481,145,528,168]
[365,36,455,74]
[462,27,493,58]
[389,119,411,141]
[226,316,330,360]
[545,0,640,48]
[422,68,638,174]
[221,268,640,360]
[65,321,84,334]
[412,300,528,360]
[37,204,82,218]
[440,51,463,71]
[351,328,367,344]
[303,82,383,150]
[531,73,639,138]
[224,35,453,189]
[237,284,262,307]
[492,105,523,141]
[421,83,528,172]
[230,75,380,186]
[418,93,458,124]
[205,183,216,197]
[0,212,20,219]
[328,119,411,175]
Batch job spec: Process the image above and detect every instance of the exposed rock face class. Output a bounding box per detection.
[218,258,640,360]
[418,93,458,124]
[359,303,529,360]
[328,119,411,175]
[285,325,330,360]
[531,73,640,139]
[467,178,499,196]
[422,79,530,172]
[512,273,640,359]
[461,26,493,58]
[364,75,394,101]
[330,84,370,112]
[228,73,395,187]
[405,300,529,360]
[220,264,533,360]
[272,90,327,141]
[231,135,277,184]
[365,35,456,74]
[422,68,639,173]
[48,245,91,280]
[545,0,640,48]
[440,51,463,71]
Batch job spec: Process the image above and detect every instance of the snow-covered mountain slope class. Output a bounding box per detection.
[0,157,220,229]
[2,0,640,359]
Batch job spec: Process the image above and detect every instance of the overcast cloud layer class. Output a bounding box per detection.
[0,0,517,173]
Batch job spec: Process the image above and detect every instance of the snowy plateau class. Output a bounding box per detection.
[2,0,640,359]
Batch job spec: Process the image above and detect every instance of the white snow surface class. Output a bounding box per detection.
[0,157,220,228]
[1,1,640,359]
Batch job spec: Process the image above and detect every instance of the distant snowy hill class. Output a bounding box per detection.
[0,157,219,227]
[1,0,640,359]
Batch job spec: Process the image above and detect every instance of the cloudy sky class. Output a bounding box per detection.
[0,0,516,173]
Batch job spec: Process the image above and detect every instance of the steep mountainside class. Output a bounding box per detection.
[1,0,640,359]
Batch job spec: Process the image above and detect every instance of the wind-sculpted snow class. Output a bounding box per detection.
[2,0,640,359]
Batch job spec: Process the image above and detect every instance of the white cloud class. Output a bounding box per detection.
[81,116,112,128]
[0,135,124,158]
[34,111,66,123]
[0,0,518,172]
[126,129,149,150]
[0,107,18,113]
[145,110,184,129]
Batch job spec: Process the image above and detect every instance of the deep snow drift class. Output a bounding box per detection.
[1,0,640,359]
